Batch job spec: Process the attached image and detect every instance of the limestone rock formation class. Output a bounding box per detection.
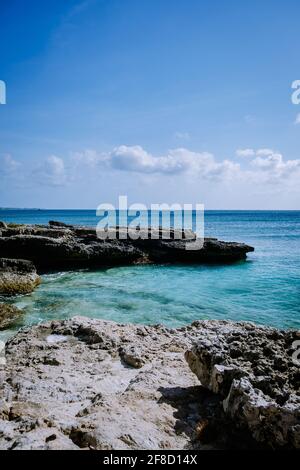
[0,222,254,270]
[0,317,260,450]
[1,317,298,450]
[185,321,300,448]
[0,258,40,295]
[0,304,23,330]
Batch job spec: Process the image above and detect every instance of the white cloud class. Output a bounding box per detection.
[236,148,255,158]
[33,155,67,186]
[71,149,108,167]
[255,148,275,157]
[107,145,240,180]
[234,148,300,186]
[115,145,300,188]
[109,145,196,174]
[0,154,20,174]
[24,145,300,196]
[235,147,300,181]
[236,148,276,158]
[72,145,300,188]
[251,152,282,169]
[110,145,162,173]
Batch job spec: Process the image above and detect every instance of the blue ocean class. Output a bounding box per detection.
[0,209,299,341]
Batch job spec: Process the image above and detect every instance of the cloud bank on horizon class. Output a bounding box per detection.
[1,144,299,209]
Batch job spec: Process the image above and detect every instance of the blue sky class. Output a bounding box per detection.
[0,0,300,209]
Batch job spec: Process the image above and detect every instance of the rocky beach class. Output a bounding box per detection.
[0,221,299,450]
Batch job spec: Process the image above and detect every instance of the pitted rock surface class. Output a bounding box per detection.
[0,317,261,450]
[185,321,300,448]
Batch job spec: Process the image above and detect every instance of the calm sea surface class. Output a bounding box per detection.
[0,209,299,340]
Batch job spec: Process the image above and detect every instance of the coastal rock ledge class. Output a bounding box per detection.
[185,321,300,449]
[0,317,299,450]
[0,222,254,271]
[0,258,40,296]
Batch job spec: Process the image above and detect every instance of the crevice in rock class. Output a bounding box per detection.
[68,428,97,449]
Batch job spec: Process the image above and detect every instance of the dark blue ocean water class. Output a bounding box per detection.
[0,209,299,339]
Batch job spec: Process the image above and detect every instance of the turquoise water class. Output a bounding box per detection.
[0,210,299,340]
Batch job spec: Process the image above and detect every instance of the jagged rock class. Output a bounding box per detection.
[0,225,73,238]
[0,258,40,295]
[185,321,300,448]
[0,222,7,229]
[49,220,73,229]
[134,237,254,263]
[0,317,261,450]
[119,345,145,368]
[0,304,23,330]
[0,223,254,270]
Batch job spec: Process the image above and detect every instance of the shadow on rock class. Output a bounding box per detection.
[158,385,261,450]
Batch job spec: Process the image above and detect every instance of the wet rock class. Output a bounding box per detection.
[0,258,40,295]
[0,304,23,330]
[185,321,300,448]
[0,222,7,229]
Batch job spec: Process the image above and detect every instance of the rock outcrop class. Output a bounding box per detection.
[0,317,298,450]
[0,304,23,330]
[0,317,260,451]
[0,222,254,271]
[0,258,40,296]
[185,321,300,449]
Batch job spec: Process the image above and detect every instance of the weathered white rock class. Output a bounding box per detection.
[185,321,300,449]
[0,317,259,450]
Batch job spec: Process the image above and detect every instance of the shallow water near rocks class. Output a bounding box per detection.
[0,210,299,341]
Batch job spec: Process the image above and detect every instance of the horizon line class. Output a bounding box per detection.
[1,208,300,212]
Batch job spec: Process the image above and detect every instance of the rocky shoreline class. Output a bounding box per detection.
[0,221,254,274]
[0,317,299,450]
[0,221,253,298]
[0,221,298,450]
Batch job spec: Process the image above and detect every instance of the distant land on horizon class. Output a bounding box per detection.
[0,208,299,212]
